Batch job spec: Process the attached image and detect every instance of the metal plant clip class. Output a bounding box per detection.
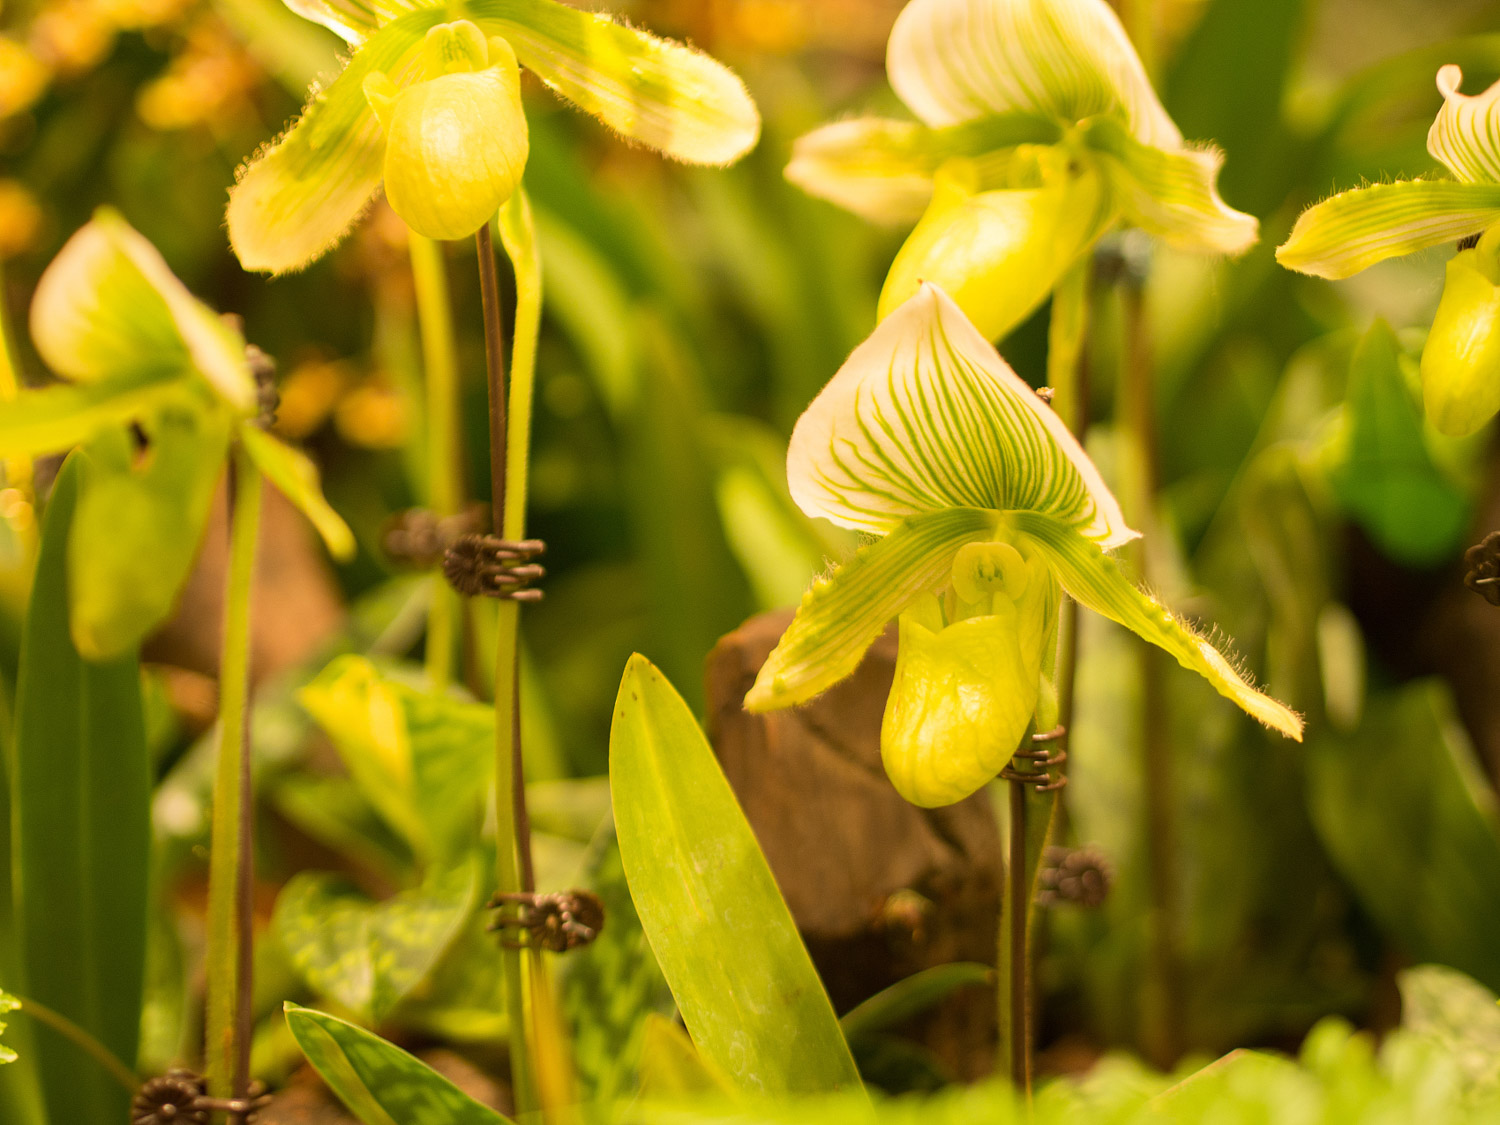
[1464,531,1500,606]
[443,533,547,601]
[487,889,606,952]
[381,503,487,570]
[133,1070,272,1125]
[1000,724,1069,792]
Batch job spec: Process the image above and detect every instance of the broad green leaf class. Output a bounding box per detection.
[610,656,862,1095]
[784,115,1062,225]
[68,396,231,661]
[12,454,149,1124]
[227,11,439,274]
[886,0,1182,149]
[467,0,759,166]
[273,861,477,1022]
[32,210,255,412]
[1428,66,1500,184]
[1306,680,1500,993]
[788,283,1134,543]
[240,425,356,560]
[1277,179,1500,279]
[745,508,996,711]
[1006,509,1304,739]
[638,1013,736,1099]
[285,1004,513,1124]
[0,367,187,457]
[1398,965,1500,1099]
[0,992,16,1065]
[1081,116,1258,254]
[1329,320,1469,566]
[838,963,993,1042]
[400,687,496,861]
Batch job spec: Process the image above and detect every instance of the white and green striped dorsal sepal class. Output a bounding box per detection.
[886,0,1181,151]
[1428,65,1500,185]
[786,282,1137,546]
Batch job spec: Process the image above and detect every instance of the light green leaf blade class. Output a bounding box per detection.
[610,656,863,1096]
[638,1013,736,1099]
[1007,510,1303,739]
[1398,965,1500,1099]
[1277,179,1500,279]
[886,0,1181,149]
[789,282,1134,544]
[1428,65,1500,184]
[468,0,759,165]
[0,368,187,457]
[227,11,438,274]
[1081,116,1257,254]
[240,425,356,560]
[285,1004,513,1125]
[13,453,150,1123]
[838,963,993,1042]
[785,115,1062,225]
[0,991,17,1065]
[746,508,996,711]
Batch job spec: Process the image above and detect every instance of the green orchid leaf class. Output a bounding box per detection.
[32,210,255,412]
[789,282,1134,543]
[274,860,477,1023]
[1428,65,1500,184]
[468,0,759,165]
[1276,179,1500,280]
[0,992,16,1065]
[745,508,996,711]
[239,425,356,560]
[285,1004,513,1125]
[638,1013,736,1099]
[611,656,863,1095]
[0,368,187,458]
[1081,116,1258,255]
[1007,510,1304,740]
[68,395,232,662]
[886,0,1181,150]
[228,10,440,274]
[784,114,1063,225]
[838,963,993,1043]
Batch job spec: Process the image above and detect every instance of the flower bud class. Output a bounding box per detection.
[877,153,1110,343]
[1421,242,1500,437]
[365,23,528,242]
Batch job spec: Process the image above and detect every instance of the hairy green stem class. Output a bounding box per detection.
[410,233,464,693]
[14,995,136,1095]
[205,446,262,1100]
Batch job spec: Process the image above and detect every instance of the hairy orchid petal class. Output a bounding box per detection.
[745,507,998,711]
[1080,116,1257,255]
[876,156,1115,341]
[1428,65,1500,185]
[785,114,1062,225]
[788,282,1136,544]
[1420,244,1500,436]
[1007,510,1304,740]
[467,0,759,165]
[228,11,438,275]
[32,209,255,412]
[1276,179,1500,280]
[887,0,1179,150]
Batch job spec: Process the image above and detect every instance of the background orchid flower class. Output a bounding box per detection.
[228,0,761,273]
[1279,66,1500,438]
[784,0,1258,343]
[744,283,1301,807]
[0,209,353,658]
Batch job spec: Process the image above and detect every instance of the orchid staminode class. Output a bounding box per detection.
[744,284,1301,808]
[784,0,1258,343]
[1278,67,1500,438]
[227,0,761,273]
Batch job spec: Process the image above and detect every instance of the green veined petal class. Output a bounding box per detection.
[1007,510,1304,739]
[227,11,439,274]
[1427,65,1500,185]
[785,114,1063,225]
[282,0,385,44]
[467,0,759,166]
[239,425,357,560]
[788,282,1136,545]
[744,507,997,711]
[1276,179,1500,279]
[1081,116,1257,255]
[887,0,1180,150]
[31,210,256,412]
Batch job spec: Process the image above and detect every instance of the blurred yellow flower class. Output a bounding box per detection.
[29,0,115,76]
[137,20,261,131]
[335,378,410,450]
[0,180,43,259]
[0,36,49,117]
[274,358,354,440]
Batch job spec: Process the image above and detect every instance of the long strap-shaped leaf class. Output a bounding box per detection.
[746,507,997,710]
[1008,510,1304,739]
[611,657,863,1096]
[12,453,150,1123]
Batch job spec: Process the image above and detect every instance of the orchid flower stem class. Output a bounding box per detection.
[1119,274,1183,1070]
[205,445,262,1104]
[409,232,463,693]
[1006,767,1031,1097]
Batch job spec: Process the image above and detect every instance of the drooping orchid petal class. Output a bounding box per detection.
[1421,244,1500,437]
[787,282,1136,544]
